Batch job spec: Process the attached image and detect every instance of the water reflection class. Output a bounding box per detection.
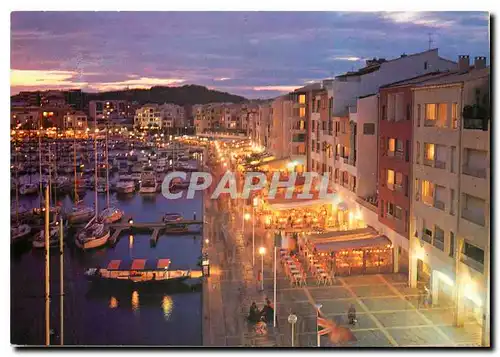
[162,295,173,320]
[131,290,140,313]
[109,296,118,309]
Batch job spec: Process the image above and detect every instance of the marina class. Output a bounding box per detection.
[11,134,206,346]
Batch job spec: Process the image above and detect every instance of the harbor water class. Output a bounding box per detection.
[11,175,203,346]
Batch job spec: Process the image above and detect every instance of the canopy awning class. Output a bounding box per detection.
[257,156,290,169]
[268,196,335,210]
[305,227,392,252]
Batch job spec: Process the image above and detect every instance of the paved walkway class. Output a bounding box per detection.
[203,156,483,347]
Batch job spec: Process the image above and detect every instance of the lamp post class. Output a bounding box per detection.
[252,197,258,266]
[288,313,298,347]
[259,247,266,291]
[243,212,250,233]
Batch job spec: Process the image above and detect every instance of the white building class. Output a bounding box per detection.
[63,111,88,130]
[134,103,185,130]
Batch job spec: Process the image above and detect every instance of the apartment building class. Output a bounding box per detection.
[63,111,88,130]
[313,49,458,265]
[160,103,185,130]
[409,58,489,342]
[134,103,185,130]
[287,84,322,173]
[89,100,127,121]
[268,96,293,159]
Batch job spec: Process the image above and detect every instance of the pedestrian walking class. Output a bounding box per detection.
[348,304,357,325]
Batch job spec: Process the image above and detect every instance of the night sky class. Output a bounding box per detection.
[11,11,490,99]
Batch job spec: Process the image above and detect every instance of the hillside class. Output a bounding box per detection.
[86,85,247,105]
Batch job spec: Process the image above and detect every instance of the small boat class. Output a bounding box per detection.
[139,166,157,193]
[162,213,188,233]
[116,176,135,194]
[169,177,190,191]
[32,221,67,248]
[11,224,32,244]
[84,258,191,285]
[20,183,38,195]
[68,205,95,224]
[99,207,124,224]
[75,222,110,250]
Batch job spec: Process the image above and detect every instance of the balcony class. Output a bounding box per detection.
[435,160,446,169]
[394,184,404,193]
[356,195,378,213]
[422,233,432,244]
[462,165,487,179]
[434,200,445,211]
[387,182,394,191]
[462,208,485,227]
[460,255,484,273]
[433,239,445,251]
[387,150,395,157]
[463,104,489,131]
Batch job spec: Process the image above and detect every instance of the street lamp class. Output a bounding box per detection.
[288,313,298,347]
[243,211,251,232]
[252,197,259,266]
[259,247,266,291]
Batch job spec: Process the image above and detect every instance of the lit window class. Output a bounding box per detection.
[425,104,436,120]
[422,180,434,206]
[387,169,395,188]
[299,94,306,104]
[388,138,395,153]
[424,143,435,161]
[299,107,306,118]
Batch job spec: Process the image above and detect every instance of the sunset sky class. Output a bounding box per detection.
[11,11,490,98]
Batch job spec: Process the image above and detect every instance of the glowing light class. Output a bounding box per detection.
[109,296,118,309]
[162,295,173,319]
[244,213,251,221]
[131,291,140,311]
[259,247,266,255]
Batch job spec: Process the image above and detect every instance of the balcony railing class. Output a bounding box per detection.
[462,165,487,179]
[356,196,378,213]
[395,151,404,160]
[422,233,432,244]
[387,150,395,157]
[424,158,433,166]
[434,200,445,211]
[387,182,394,191]
[435,160,446,169]
[433,239,445,251]
[394,184,404,193]
[460,255,484,273]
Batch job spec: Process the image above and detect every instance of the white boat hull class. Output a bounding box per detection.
[76,230,110,250]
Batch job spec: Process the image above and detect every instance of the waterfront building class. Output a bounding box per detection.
[89,100,127,121]
[409,57,490,344]
[63,111,89,130]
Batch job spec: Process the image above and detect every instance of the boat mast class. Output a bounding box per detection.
[48,143,52,212]
[38,121,43,208]
[59,216,64,346]
[15,145,19,222]
[44,187,50,346]
[105,122,110,209]
[94,117,98,219]
[74,135,78,203]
